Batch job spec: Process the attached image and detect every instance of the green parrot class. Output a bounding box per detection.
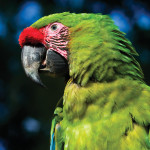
[19,12,150,150]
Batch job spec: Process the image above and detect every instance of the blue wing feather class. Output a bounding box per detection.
[50,133,55,150]
[50,106,63,150]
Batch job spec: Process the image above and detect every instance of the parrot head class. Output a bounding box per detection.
[19,12,144,87]
[19,19,70,86]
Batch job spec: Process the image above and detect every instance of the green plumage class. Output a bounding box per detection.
[32,12,150,149]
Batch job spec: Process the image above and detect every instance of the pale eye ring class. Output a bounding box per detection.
[51,24,57,31]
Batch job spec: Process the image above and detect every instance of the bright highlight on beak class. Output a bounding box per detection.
[21,45,46,87]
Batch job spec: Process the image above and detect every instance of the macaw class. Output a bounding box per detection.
[19,12,150,150]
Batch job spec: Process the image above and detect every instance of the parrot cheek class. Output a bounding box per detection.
[39,49,69,77]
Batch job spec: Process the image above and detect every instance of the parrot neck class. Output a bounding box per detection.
[68,16,144,86]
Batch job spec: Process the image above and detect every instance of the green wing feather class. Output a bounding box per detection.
[50,107,63,150]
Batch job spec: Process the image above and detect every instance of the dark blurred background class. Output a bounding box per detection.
[0,0,150,149]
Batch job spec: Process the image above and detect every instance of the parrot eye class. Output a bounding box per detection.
[51,24,58,31]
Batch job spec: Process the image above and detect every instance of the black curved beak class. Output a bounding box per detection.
[21,45,68,87]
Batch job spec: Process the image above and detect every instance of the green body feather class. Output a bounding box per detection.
[62,78,150,150]
[32,12,150,149]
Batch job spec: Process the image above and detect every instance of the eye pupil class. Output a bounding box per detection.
[51,25,57,31]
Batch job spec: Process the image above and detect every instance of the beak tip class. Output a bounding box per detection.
[25,71,46,88]
[38,82,47,88]
[32,76,46,88]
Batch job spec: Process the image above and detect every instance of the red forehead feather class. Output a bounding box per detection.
[19,27,44,48]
